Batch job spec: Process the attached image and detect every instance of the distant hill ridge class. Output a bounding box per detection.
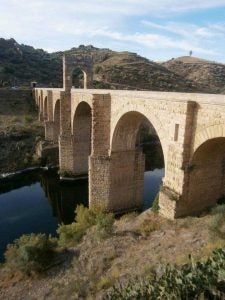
[0,38,225,94]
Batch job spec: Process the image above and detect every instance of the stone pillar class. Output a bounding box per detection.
[39,111,44,121]
[108,149,145,212]
[47,91,53,121]
[89,94,111,208]
[44,121,55,141]
[89,93,145,213]
[59,90,74,175]
[159,101,196,219]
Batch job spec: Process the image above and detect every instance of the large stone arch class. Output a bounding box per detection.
[108,110,165,211]
[193,124,225,154]
[72,101,92,176]
[111,104,167,169]
[187,137,225,213]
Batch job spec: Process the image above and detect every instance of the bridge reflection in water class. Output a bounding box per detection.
[39,170,88,224]
[0,140,164,261]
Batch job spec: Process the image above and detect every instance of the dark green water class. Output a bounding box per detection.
[0,143,165,261]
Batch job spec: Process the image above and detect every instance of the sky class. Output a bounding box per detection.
[1,0,225,62]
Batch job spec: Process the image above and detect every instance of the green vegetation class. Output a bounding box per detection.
[209,204,225,239]
[2,38,225,93]
[0,38,61,87]
[106,248,225,299]
[137,214,160,237]
[4,234,57,275]
[151,192,159,212]
[57,204,114,247]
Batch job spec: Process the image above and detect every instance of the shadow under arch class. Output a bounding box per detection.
[53,99,60,142]
[110,111,165,210]
[72,101,92,176]
[43,96,48,120]
[188,137,225,212]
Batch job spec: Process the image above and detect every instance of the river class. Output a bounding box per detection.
[0,167,164,261]
[0,141,165,261]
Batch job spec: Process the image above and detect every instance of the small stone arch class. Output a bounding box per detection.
[38,96,41,108]
[53,99,61,141]
[63,54,93,90]
[72,101,92,175]
[40,91,44,113]
[43,96,48,120]
[71,67,88,89]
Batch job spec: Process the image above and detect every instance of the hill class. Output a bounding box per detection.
[0,38,225,93]
[162,56,225,94]
[0,38,61,87]
[0,89,43,173]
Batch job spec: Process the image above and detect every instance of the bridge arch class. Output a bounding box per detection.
[193,124,225,153]
[110,110,165,210]
[38,95,41,108]
[53,99,60,142]
[110,103,167,166]
[72,101,92,175]
[188,137,225,213]
[43,96,48,120]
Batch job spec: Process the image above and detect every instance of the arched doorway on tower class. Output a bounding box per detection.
[72,68,87,89]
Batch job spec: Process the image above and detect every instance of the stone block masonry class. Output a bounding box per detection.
[35,55,225,218]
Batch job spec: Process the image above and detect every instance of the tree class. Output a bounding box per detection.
[189,50,193,57]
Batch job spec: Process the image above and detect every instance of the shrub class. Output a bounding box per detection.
[4,233,57,275]
[209,212,225,239]
[75,204,96,229]
[95,211,115,239]
[105,248,225,299]
[57,205,115,247]
[137,214,159,237]
[57,223,86,247]
[151,193,159,213]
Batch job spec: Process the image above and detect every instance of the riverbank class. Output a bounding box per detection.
[0,204,224,299]
[0,89,43,173]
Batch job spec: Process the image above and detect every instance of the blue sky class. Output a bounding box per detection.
[1,0,225,62]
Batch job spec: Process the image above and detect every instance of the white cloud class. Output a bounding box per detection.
[0,0,225,61]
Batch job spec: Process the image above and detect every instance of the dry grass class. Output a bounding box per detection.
[1,207,225,299]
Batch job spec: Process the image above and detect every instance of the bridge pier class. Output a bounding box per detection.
[45,121,60,143]
[39,111,44,121]
[89,149,145,212]
[59,135,74,175]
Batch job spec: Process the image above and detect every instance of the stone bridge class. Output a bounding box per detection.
[34,55,225,218]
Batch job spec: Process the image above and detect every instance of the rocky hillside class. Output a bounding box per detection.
[0,38,61,87]
[1,38,225,93]
[162,56,225,94]
[0,89,43,173]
